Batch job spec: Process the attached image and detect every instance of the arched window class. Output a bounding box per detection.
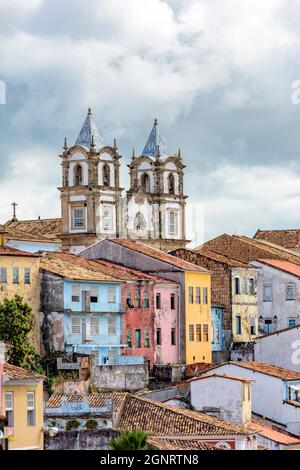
[74,164,83,186]
[168,173,175,194]
[134,212,146,231]
[236,315,242,335]
[103,163,110,187]
[141,173,150,192]
[249,278,255,295]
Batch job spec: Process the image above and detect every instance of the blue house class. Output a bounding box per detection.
[211,305,223,357]
[40,252,144,366]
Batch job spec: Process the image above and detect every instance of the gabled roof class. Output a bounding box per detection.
[5,218,62,241]
[173,247,251,268]
[0,245,38,257]
[254,229,300,249]
[249,420,300,446]
[117,394,253,436]
[190,373,253,384]
[254,258,300,278]
[206,361,300,381]
[142,119,170,157]
[106,239,209,273]
[4,363,45,381]
[75,108,104,150]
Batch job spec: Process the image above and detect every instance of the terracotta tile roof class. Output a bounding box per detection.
[46,392,127,411]
[40,251,121,282]
[0,245,38,257]
[230,361,300,381]
[201,234,300,266]
[254,229,300,249]
[148,437,219,450]
[95,259,176,284]
[107,239,209,272]
[4,363,45,381]
[191,248,251,267]
[248,421,300,445]
[1,224,59,244]
[255,258,300,278]
[117,394,253,436]
[5,218,62,242]
[190,374,254,384]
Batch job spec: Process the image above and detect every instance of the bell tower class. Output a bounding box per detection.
[126,119,188,251]
[59,108,123,253]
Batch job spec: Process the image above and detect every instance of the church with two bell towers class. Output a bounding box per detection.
[59,109,188,253]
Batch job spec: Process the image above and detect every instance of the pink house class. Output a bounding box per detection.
[154,284,180,365]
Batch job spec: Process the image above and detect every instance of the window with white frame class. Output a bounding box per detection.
[107,286,116,303]
[108,315,117,335]
[71,316,81,335]
[286,283,295,301]
[71,285,81,303]
[91,316,99,335]
[103,206,113,231]
[263,285,272,302]
[13,267,19,284]
[72,207,85,229]
[24,267,31,284]
[0,267,7,283]
[5,392,13,427]
[168,211,178,237]
[27,391,35,426]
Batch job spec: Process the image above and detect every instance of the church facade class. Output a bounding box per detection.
[59,109,188,253]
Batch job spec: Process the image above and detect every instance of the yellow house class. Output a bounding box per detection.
[185,271,212,364]
[2,362,44,450]
[0,246,40,352]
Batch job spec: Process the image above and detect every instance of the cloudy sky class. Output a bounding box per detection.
[1,0,300,245]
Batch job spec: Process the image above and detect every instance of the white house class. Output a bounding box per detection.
[254,325,300,372]
[251,259,300,333]
[200,361,300,435]
[190,374,253,425]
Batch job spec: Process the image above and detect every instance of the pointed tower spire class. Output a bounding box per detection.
[142,118,169,157]
[75,108,104,149]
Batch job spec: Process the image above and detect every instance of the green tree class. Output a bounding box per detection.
[0,295,43,372]
[109,430,157,451]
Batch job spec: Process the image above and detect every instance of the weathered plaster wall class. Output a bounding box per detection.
[154,284,179,365]
[44,429,120,450]
[91,363,149,391]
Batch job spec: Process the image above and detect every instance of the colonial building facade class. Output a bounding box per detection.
[59,109,188,253]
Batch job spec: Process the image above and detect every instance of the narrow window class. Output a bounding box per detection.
[189,287,194,304]
[71,285,81,303]
[90,286,98,303]
[135,329,141,348]
[91,316,99,335]
[71,316,81,335]
[27,391,35,426]
[203,287,208,305]
[103,163,110,187]
[82,290,91,312]
[234,277,241,295]
[125,288,131,308]
[249,278,255,295]
[196,287,201,304]
[141,173,150,192]
[236,315,242,335]
[127,329,132,347]
[108,285,116,303]
[144,291,149,308]
[144,330,150,348]
[103,206,113,231]
[168,173,175,194]
[189,324,194,341]
[5,392,13,427]
[156,293,161,309]
[264,319,273,334]
[286,283,295,301]
[72,207,85,228]
[289,319,297,328]
[196,324,202,342]
[168,211,178,237]
[24,267,31,284]
[74,164,83,186]
[171,327,176,345]
[263,285,272,302]
[108,316,117,335]
[156,328,162,345]
[134,289,141,308]
[0,267,7,283]
[250,317,256,336]
[170,293,176,310]
[13,267,19,284]
[203,324,209,342]
[107,349,116,363]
